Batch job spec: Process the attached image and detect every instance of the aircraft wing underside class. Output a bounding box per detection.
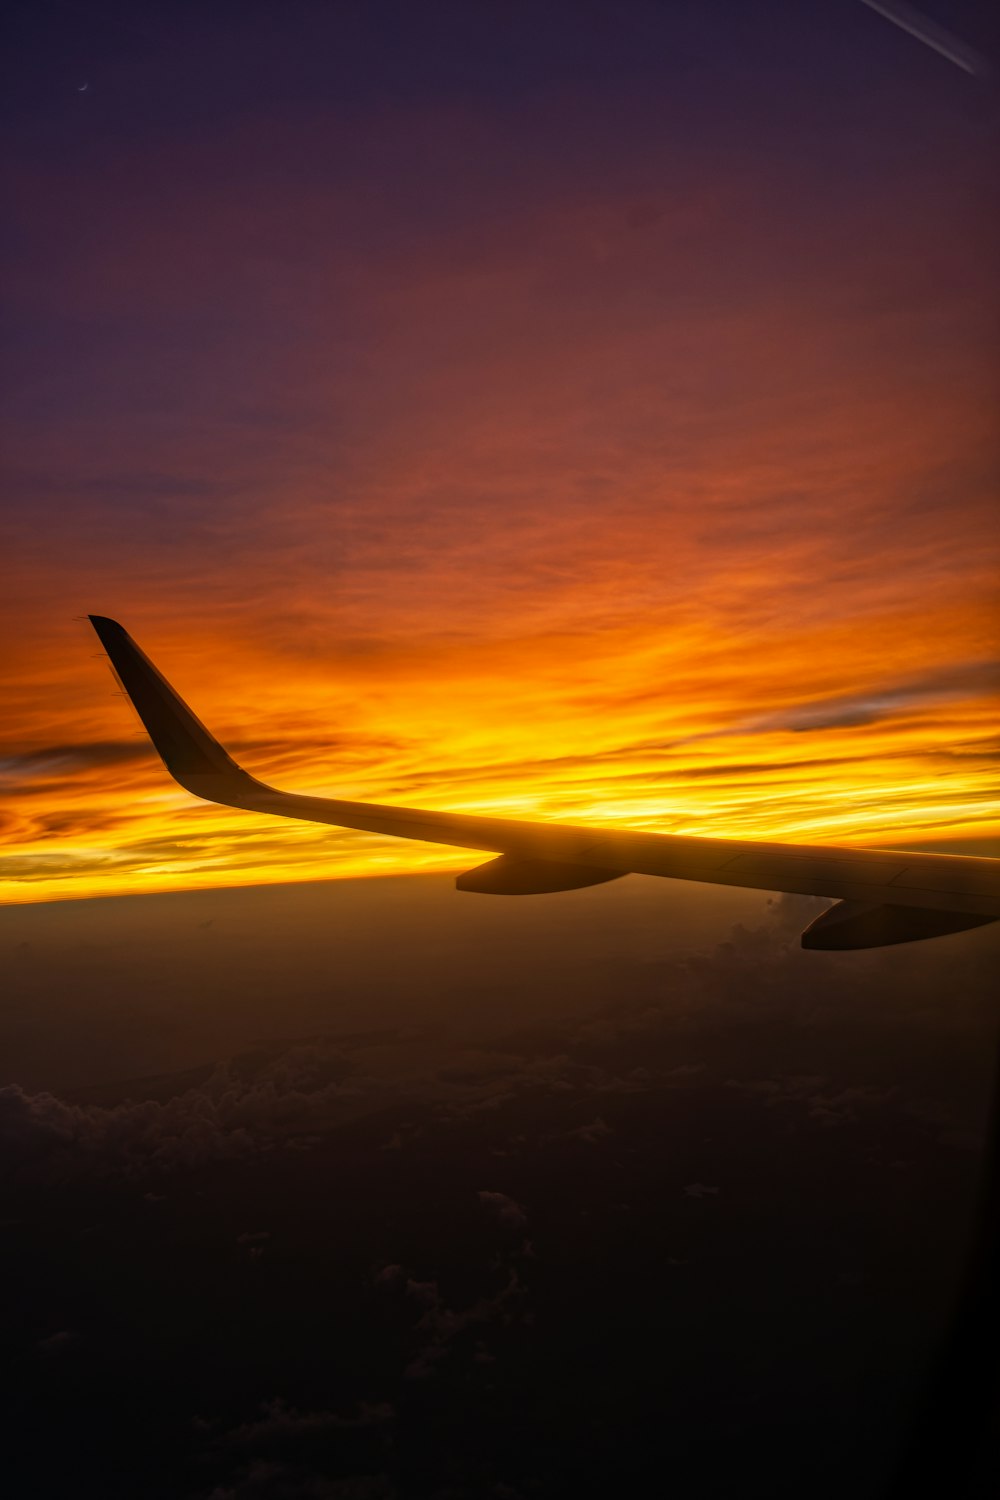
[88,616,1000,949]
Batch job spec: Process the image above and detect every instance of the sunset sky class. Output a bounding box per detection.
[3,0,998,905]
[4,15,1000,1489]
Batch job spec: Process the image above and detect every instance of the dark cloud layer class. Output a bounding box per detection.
[745,660,1000,735]
[0,742,148,781]
[4,885,998,1499]
[3,894,995,1185]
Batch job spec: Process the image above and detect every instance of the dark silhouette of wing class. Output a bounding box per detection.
[89,616,1000,948]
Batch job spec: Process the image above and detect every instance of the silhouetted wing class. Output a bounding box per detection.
[90,616,1000,944]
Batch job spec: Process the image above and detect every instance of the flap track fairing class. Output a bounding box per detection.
[801,900,997,950]
[456,855,625,896]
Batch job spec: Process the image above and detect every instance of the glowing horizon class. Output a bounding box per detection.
[3,5,997,905]
[3,587,997,905]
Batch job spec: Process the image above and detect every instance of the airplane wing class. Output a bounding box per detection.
[88,616,1000,949]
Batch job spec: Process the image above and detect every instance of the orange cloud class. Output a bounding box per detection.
[3,98,997,903]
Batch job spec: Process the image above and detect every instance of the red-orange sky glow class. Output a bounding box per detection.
[3,2,998,904]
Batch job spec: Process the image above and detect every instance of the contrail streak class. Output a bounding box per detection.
[859,0,992,77]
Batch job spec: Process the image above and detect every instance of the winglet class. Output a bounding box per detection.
[88,616,258,794]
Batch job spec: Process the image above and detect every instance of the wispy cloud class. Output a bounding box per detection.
[859,1,993,77]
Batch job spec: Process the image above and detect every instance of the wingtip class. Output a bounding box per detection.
[87,615,252,787]
[88,615,130,651]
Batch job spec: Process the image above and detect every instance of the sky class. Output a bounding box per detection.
[3,11,1000,1492]
[2,0,999,905]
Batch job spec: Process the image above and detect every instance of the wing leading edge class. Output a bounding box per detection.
[88,616,1000,948]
